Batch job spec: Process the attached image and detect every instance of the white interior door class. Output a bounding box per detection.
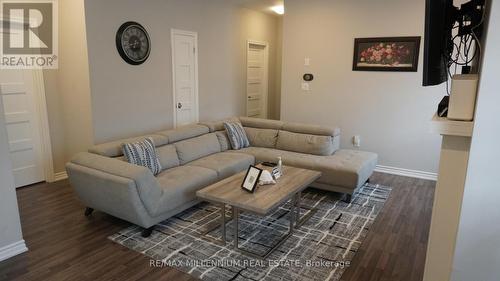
[246,41,268,118]
[171,29,199,127]
[0,70,45,188]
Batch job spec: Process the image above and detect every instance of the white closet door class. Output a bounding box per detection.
[0,70,45,187]
[171,29,199,127]
[246,42,268,118]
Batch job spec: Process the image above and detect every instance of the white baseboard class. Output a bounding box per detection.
[53,171,68,181]
[0,240,28,262]
[375,165,438,181]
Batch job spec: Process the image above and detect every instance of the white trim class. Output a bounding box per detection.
[246,40,269,118]
[53,171,68,181]
[375,165,438,181]
[0,240,28,262]
[31,70,55,182]
[170,29,199,128]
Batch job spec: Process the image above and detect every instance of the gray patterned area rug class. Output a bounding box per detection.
[109,183,391,281]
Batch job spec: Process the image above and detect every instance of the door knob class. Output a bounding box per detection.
[177,102,182,109]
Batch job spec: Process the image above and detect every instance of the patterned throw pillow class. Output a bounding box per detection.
[122,137,162,176]
[223,122,250,150]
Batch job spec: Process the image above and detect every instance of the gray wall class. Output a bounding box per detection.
[84,0,281,143]
[281,0,444,173]
[451,1,500,280]
[0,98,25,255]
[43,0,94,173]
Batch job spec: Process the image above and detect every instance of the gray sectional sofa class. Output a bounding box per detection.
[66,117,377,237]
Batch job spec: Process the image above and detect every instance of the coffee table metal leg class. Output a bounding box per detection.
[233,207,239,250]
[221,203,226,245]
[290,194,297,229]
[200,204,232,245]
[295,192,301,227]
[295,191,317,228]
[230,194,314,259]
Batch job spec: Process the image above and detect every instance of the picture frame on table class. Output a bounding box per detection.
[241,165,263,193]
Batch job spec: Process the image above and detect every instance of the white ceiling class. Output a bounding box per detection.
[235,0,284,16]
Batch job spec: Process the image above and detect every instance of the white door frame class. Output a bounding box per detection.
[170,29,199,128]
[0,16,55,183]
[31,70,55,182]
[246,40,269,118]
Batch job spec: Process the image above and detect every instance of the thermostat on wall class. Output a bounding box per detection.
[303,73,314,81]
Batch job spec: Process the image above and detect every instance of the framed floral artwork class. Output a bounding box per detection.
[352,37,421,72]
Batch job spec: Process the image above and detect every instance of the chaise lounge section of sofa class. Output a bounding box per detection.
[66,117,377,237]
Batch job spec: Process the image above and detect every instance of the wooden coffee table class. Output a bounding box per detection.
[196,165,321,258]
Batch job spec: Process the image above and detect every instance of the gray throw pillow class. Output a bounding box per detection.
[223,122,250,150]
[122,137,162,176]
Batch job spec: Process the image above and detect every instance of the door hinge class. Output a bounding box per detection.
[193,47,196,54]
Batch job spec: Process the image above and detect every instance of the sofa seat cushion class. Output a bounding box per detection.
[186,152,255,179]
[155,166,218,215]
[239,147,377,190]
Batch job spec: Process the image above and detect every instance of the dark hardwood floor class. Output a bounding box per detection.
[0,172,434,281]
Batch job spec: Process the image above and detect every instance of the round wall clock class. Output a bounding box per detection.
[115,21,151,65]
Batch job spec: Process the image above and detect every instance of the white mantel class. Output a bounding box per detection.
[423,116,473,281]
[430,114,474,137]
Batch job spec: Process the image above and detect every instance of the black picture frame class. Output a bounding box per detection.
[241,165,263,193]
[352,36,421,72]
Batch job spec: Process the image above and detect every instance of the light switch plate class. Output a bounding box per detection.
[353,135,361,147]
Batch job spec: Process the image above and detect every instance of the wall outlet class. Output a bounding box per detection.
[353,135,361,147]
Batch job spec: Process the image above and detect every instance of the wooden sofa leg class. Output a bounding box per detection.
[84,207,94,217]
[343,194,352,204]
[142,226,155,238]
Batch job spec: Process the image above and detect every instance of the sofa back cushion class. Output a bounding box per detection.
[174,133,221,164]
[276,130,336,156]
[156,144,180,170]
[89,134,169,157]
[244,127,279,148]
[215,131,230,151]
